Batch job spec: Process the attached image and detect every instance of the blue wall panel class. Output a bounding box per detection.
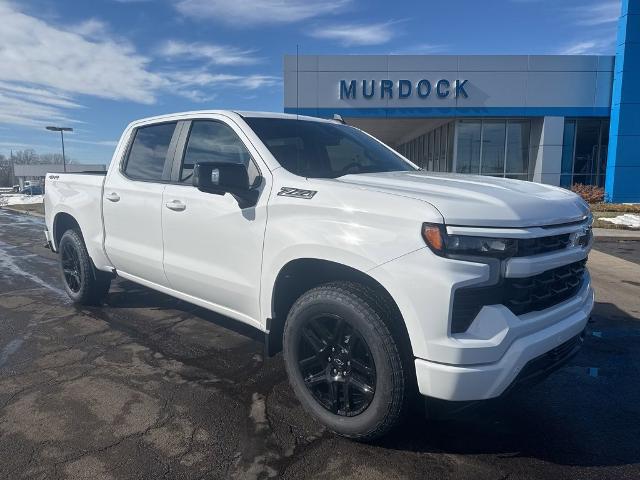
[606,0,640,202]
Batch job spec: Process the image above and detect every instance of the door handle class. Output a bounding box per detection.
[165,200,186,211]
[105,192,120,202]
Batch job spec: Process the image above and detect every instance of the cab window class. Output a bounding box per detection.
[180,120,258,184]
[124,122,177,181]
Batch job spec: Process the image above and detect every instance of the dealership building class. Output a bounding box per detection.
[283,0,639,202]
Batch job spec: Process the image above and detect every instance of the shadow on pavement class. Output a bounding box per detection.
[374,301,640,469]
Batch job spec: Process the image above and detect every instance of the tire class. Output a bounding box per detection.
[58,229,111,305]
[283,281,407,441]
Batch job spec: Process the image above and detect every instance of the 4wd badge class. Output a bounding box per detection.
[277,187,317,199]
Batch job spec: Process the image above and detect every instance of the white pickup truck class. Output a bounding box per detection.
[44,111,594,440]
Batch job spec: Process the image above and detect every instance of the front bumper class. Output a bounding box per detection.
[414,279,594,401]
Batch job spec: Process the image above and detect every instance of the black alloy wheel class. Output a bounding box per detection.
[298,314,377,417]
[283,281,408,440]
[58,229,111,305]
[61,240,82,293]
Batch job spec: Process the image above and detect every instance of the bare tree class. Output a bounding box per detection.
[12,149,39,164]
[39,153,66,165]
[11,149,70,165]
[0,154,11,187]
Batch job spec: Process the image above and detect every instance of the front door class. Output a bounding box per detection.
[161,117,269,327]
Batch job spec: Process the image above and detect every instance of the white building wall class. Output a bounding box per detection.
[284,55,614,115]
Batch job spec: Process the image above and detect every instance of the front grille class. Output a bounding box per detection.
[451,259,587,333]
[506,259,587,315]
[516,233,571,257]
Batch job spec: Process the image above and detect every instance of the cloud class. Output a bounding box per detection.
[553,1,619,56]
[390,43,447,55]
[66,138,119,147]
[167,71,280,90]
[557,38,615,55]
[0,2,280,129]
[0,89,80,128]
[71,18,112,38]
[568,1,620,26]
[0,82,83,110]
[0,2,166,105]
[174,0,351,26]
[159,40,261,66]
[309,21,398,46]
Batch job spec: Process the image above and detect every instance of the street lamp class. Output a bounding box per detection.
[46,126,73,173]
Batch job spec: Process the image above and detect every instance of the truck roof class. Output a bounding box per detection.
[128,110,336,127]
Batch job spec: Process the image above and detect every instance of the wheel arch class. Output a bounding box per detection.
[53,211,83,249]
[266,258,414,363]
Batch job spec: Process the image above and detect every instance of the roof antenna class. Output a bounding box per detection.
[296,44,302,175]
[296,44,299,121]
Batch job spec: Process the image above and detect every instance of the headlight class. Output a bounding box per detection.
[422,223,518,259]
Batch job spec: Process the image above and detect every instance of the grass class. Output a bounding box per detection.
[590,203,640,213]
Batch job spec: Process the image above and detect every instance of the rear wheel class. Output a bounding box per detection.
[283,281,407,440]
[59,229,111,305]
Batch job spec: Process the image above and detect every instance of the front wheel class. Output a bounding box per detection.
[59,229,111,305]
[283,281,407,440]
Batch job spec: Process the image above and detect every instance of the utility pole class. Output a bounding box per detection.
[10,149,15,187]
[45,126,73,173]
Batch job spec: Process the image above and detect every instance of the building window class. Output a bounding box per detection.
[560,118,610,188]
[481,121,506,175]
[456,121,481,174]
[396,121,455,172]
[455,119,531,179]
[505,120,531,180]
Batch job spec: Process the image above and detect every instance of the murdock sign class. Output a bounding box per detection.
[339,79,469,100]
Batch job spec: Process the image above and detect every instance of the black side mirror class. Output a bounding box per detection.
[193,162,260,206]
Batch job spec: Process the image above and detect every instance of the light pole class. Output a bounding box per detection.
[46,126,73,173]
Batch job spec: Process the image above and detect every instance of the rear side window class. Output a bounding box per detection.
[124,122,177,181]
[180,120,256,183]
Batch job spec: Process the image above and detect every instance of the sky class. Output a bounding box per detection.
[0,0,622,165]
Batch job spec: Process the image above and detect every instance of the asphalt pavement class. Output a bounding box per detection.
[0,208,639,480]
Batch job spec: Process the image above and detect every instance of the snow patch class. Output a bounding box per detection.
[601,214,640,229]
[249,393,268,433]
[0,194,44,206]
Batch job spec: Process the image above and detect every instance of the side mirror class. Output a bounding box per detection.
[193,162,260,206]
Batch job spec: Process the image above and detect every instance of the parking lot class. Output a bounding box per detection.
[0,208,639,480]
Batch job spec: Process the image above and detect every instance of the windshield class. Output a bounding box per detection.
[243,117,417,178]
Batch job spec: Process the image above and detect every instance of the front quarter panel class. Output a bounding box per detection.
[261,170,444,322]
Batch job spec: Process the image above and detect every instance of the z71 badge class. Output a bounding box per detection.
[277,187,317,199]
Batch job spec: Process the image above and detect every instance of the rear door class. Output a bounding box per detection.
[103,121,182,286]
[161,116,269,327]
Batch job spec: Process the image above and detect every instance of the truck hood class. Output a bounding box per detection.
[336,171,590,228]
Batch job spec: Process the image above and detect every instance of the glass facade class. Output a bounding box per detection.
[455,119,532,179]
[560,118,610,187]
[396,117,610,187]
[396,121,454,172]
